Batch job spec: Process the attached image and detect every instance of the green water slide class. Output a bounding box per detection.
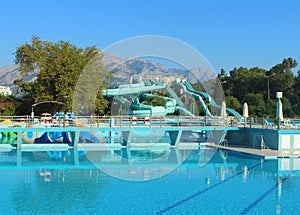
[102,82,166,96]
[183,81,241,117]
[140,93,177,115]
[130,99,167,117]
[178,82,212,116]
[165,86,194,116]
[103,82,178,117]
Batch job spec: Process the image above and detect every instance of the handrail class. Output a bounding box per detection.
[1,115,300,130]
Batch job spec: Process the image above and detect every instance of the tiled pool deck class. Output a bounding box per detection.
[209,144,300,158]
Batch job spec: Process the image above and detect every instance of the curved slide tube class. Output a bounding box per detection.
[178,82,212,116]
[102,82,166,96]
[183,81,241,117]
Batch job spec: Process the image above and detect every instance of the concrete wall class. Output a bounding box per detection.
[247,128,278,150]
[226,128,278,150]
[226,130,249,146]
[227,128,300,150]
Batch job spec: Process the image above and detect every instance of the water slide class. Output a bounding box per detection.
[102,82,166,96]
[140,93,177,114]
[103,82,179,117]
[129,97,168,116]
[114,96,132,109]
[177,82,212,116]
[102,78,241,117]
[109,92,174,117]
[183,81,241,117]
[165,86,194,116]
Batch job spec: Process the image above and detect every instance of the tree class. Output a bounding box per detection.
[292,70,300,115]
[218,68,231,96]
[245,93,266,117]
[282,97,293,118]
[142,95,166,107]
[227,67,267,102]
[0,95,19,116]
[264,99,276,119]
[72,53,110,115]
[14,36,109,115]
[218,58,300,117]
[225,96,241,113]
[269,58,296,99]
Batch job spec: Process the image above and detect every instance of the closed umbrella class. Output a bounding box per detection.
[242,103,249,118]
[221,101,227,117]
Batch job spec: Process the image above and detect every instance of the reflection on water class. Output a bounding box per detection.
[1,146,300,214]
[11,169,107,214]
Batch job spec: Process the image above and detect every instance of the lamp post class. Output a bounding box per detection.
[266,73,276,99]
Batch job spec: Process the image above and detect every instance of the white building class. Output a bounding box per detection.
[0,85,12,96]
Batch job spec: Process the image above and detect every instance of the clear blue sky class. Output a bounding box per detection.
[1,0,300,73]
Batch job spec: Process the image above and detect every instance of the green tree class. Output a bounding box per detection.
[14,36,109,115]
[292,70,300,115]
[72,53,110,115]
[264,99,276,118]
[143,95,166,107]
[0,95,19,116]
[219,58,299,117]
[282,97,293,118]
[245,93,266,117]
[225,96,241,113]
[227,67,267,102]
[269,58,296,100]
[218,68,231,96]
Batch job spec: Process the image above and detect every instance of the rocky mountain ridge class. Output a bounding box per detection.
[0,54,216,94]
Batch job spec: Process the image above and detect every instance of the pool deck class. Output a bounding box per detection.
[208,144,300,158]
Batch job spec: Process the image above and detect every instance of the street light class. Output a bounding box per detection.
[266,73,276,99]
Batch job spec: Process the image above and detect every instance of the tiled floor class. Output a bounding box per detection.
[208,144,300,158]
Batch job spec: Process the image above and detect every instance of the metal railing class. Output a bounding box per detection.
[76,115,236,128]
[1,115,300,130]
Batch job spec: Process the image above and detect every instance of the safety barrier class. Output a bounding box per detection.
[1,115,300,130]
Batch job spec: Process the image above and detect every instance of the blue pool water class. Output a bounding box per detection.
[1,146,300,214]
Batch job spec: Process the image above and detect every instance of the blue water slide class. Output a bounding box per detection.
[102,82,166,96]
[114,96,132,109]
[140,93,177,114]
[165,86,194,116]
[183,81,241,117]
[178,82,212,116]
[165,86,186,109]
[129,97,167,117]
[103,82,182,116]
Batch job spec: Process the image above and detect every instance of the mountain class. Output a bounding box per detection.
[102,53,217,86]
[0,53,217,94]
[0,64,37,94]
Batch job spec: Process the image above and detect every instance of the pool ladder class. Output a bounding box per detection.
[218,139,228,160]
[219,139,228,147]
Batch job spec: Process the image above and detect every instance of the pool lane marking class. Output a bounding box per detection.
[156,161,263,215]
[240,175,289,215]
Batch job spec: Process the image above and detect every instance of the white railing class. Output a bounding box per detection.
[1,115,300,130]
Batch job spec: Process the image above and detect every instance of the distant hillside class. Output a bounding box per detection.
[0,64,37,94]
[102,53,216,85]
[0,53,216,94]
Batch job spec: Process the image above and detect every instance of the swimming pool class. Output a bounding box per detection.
[0,146,299,214]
